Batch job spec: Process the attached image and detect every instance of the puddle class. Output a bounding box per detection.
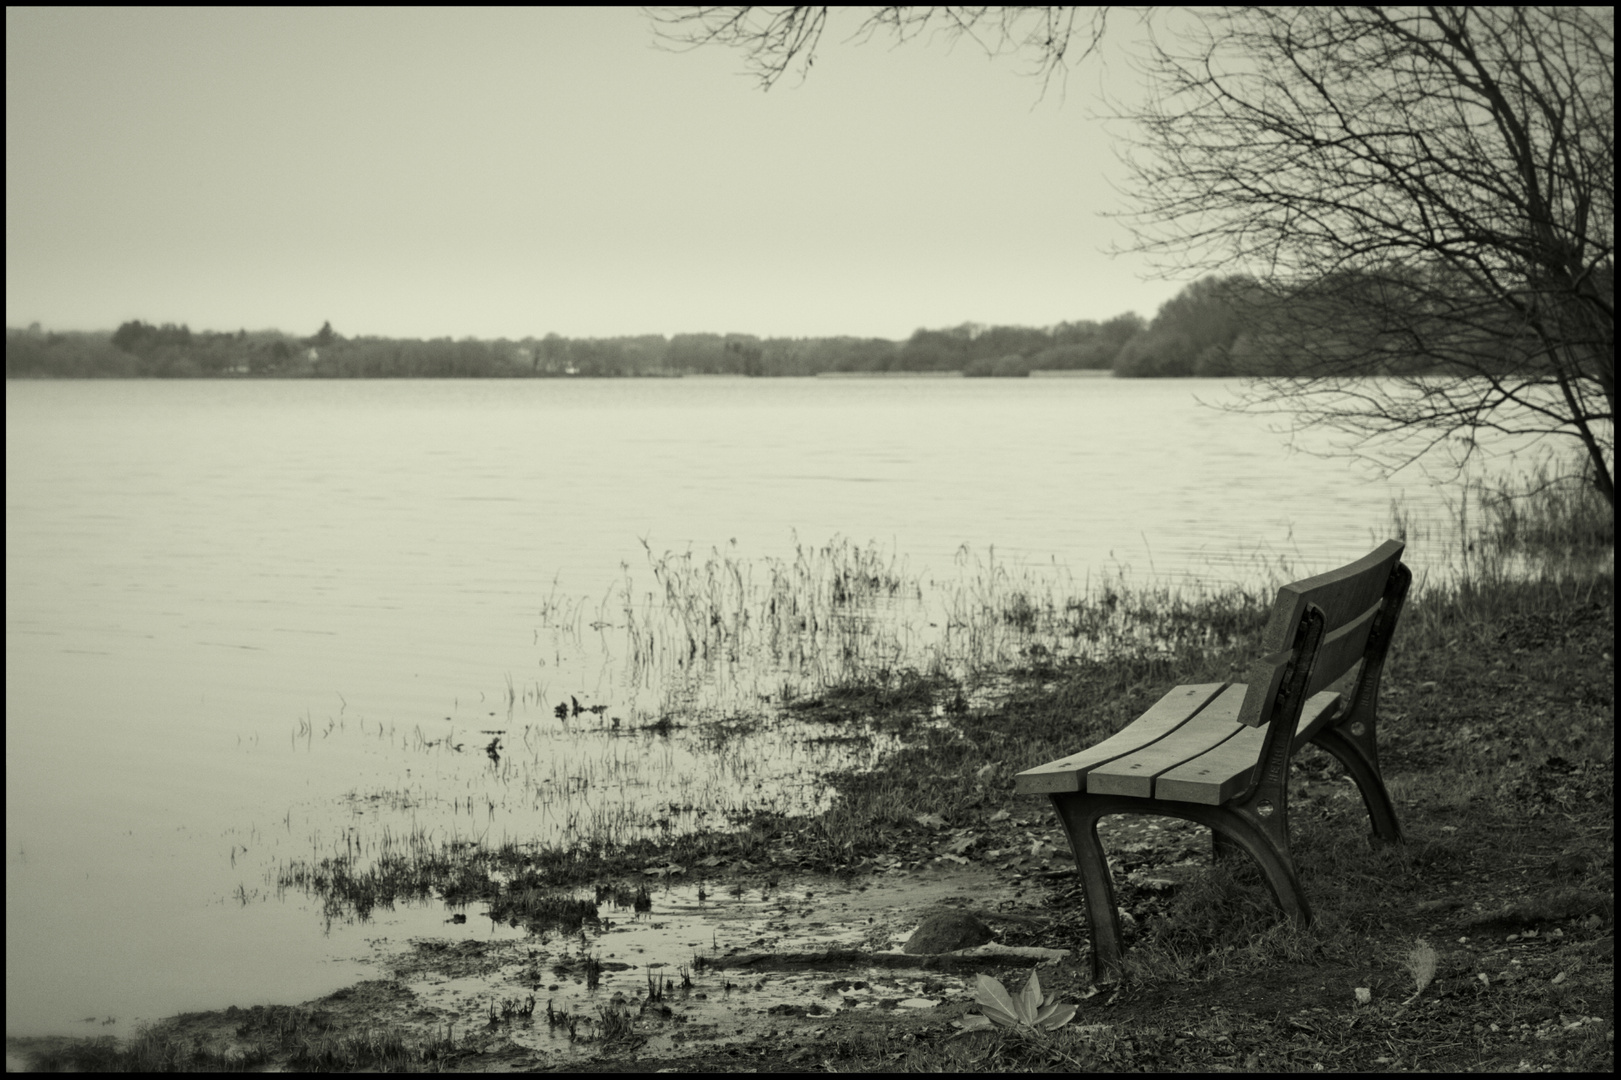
[343,864,1051,1062]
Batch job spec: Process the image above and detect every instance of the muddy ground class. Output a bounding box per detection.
[5,856,1073,1071]
[4,811,1178,1073]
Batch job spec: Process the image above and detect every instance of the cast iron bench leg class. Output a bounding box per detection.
[1049,791,1315,982]
[1311,725,1403,844]
[1047,792,1127,980]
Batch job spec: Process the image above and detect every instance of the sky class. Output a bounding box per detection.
[6,7,1186,342]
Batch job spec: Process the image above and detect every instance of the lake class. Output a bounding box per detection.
[4,375,1532,1037]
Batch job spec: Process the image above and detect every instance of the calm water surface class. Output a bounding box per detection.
[5,376,1527,1036]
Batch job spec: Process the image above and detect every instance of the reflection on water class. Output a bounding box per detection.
[4,376,1554,1035]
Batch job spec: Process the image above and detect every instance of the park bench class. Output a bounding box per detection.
[1014,540,1411,980]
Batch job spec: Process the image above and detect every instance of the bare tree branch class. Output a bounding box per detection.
[648,6,1109,93]
[1111,6,1612,499]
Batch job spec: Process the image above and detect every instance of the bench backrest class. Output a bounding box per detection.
[1237,540,1410,729]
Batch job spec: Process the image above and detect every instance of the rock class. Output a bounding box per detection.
[903,912,994,954]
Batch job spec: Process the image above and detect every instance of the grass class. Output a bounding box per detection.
[591,533,1295,731]
[1467,457,1614,558]
[617,534,921,689]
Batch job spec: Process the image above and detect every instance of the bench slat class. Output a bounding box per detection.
[1260,540,1404,657]
[1293,682,1351,745]
[1012,683,1227,795]
[1087,684,1248,797]
[1155,690,1343,804]
[1303,596,1382,698]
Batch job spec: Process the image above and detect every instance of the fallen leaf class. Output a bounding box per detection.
[1015,971,1042,1026]
[973,973,1021,1027]
[1037,1002,1078,1029]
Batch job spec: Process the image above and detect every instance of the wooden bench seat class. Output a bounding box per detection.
[1015,540,1411,980]
[1017,683,1348,802]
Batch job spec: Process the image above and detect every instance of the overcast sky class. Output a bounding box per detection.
[6,7,1185,341]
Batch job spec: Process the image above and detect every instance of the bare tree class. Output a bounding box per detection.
[1122,7,1614,503]
[653,6,1615,503]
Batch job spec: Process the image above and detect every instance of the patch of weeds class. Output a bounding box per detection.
[595,881,653,911]
[639,714,682,736]
[21,998,456,1074]
[596,1003,636,1044]
[787,667,943,725]
[20,1029,269,1073]
[276,849,443,925]
[285,1027,424,1071]
[487,993,536,1027]
[545,998,582,1041]
[1002,591,1042,633]
[488,879,599,934]
[232,1002,338,1041]
[1471,457,1615,558]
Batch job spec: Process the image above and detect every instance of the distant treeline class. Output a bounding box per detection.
[2,274,1432,380]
